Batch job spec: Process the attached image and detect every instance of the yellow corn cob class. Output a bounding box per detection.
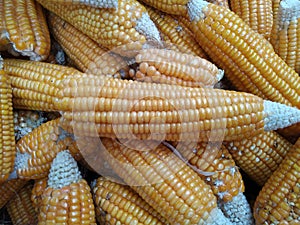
[31,178,47,213]
[14,118,80,180]
[253,138,300,224]
[36,0,162,53]
[166,141,254,224]
[224,131,293,186]
[0,179,27,209]
[3,59,80,111]
[60,73,300,142]
[38,0,118,8]
[145,6,208,57]
[0,0,50,61]
[230,0,273,40]
[48,13,129,78]
[129,48,222,87]
[188,0,300,108]
[6,183,38,225]
[100,138,231,224]
[0,69,15,183]
[38,150,96,224]
[92,176,167,224]
[270,0,300,74]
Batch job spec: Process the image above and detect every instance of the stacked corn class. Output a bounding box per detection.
[0,0,300,224]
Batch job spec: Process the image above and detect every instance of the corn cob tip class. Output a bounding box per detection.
[187,0,209,21]
[280,0,300,19]
[81,0,118,8]
[263,100,300,131]
[206,207,234,225]
[218,192,254,225]
[217,69,224,82]
[135,13,162,47]
[47,150,81,189]
[14,151,30,172]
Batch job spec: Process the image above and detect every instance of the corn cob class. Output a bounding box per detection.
[38,150,96,224]
[100,137,231,224]
[36,0,162,54]
[39,0,118,8]
[129,48,223,87]
[48,13,129,78]
[187,0,300,108]
[13,118,80,180]
[145,6,208,57]
[253,138,300,224]
[3,59,80,111]
[224,131,293,186]
[3,59,300,142]
[0,179,27,209]
[31,178,47,213]
[92,176,168,224]
[0,0,50,61]
[270,0,300,74]
[208,0,230,8]
[0,69,15,183]
[6,183,38,225]
[230,0,273,40]
[166,141,254,224]
[60,73,300,142]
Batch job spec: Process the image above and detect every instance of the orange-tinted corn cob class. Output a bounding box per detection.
[145,6,207,57]
[48,13,129,78]
[208,0,230,8]
[167,141,254,224]
[100,138,231,224]
[224,131,293,186]
[253,138,300,224]
[36,0,162,52]
[38,150,96,224]
[139,0,189,16]
[129,48,222,87]
[14,118,80,180]
[31,178,47,213]
[92,176,167,224]
[60,73,300,142]
[188,1,300,108]
[60,74,266,141]
[270,0,300,74]
[39,0,118,8]
[171,141,244,202]
[3,59,80,111]
[6,183,38,225]
[0,179,27,209]
[0,69,15,183]
[230,0,273,40]
[0,0,50,60]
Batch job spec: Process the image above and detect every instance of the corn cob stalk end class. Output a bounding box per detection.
[263,100,300,131]
[187,0,209,21]
[48,150,82,189]
[218,192,254,225]
[135,13,162,48]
